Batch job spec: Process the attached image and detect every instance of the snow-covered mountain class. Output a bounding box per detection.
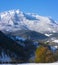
[0,10,58,63]
[0,9,58,33]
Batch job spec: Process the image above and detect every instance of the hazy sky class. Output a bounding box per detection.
[0,0,58,21]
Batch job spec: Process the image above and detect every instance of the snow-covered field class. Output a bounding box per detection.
[19,63,58,65]
[0,63,58,65]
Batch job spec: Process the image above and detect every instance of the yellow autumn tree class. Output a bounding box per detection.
[35,45,56,63]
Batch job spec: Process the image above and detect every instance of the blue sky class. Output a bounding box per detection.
[0,0,58,21]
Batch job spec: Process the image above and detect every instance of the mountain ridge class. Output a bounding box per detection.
[0,9,58,33]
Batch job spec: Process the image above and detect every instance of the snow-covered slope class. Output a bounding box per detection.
[0,9,58,33]
[0,49,11,62]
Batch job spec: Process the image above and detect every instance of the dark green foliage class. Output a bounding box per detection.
[0,31,36,63]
